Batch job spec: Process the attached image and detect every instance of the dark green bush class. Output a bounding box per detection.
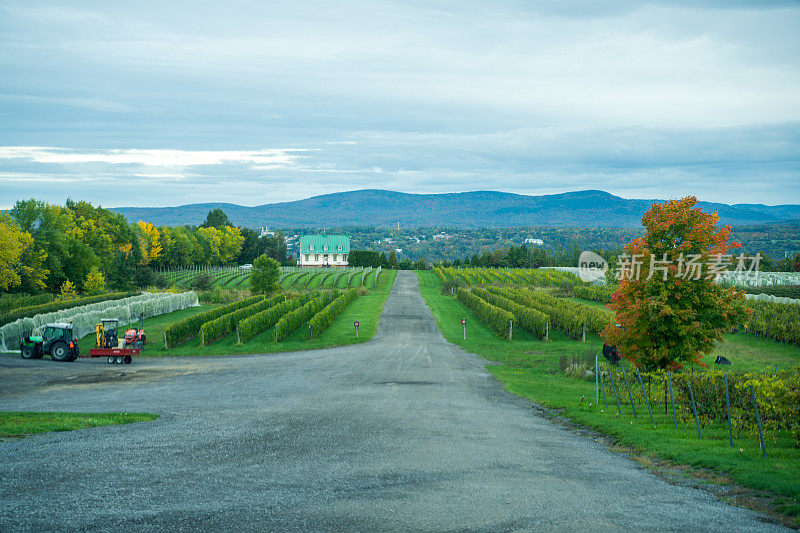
[191,273,213,291]
[440,278,466,295]
[0,293,53,313]
[152,273,168,289]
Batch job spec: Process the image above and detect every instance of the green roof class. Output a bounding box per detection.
[300,235,350,254]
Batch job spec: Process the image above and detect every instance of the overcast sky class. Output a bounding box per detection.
[1,0,799,209]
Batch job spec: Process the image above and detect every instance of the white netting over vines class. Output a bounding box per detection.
[0,292,198,352]
[718,271,800,288]
[744,293,800,305]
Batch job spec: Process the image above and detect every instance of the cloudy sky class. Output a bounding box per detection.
[1,0,799,209]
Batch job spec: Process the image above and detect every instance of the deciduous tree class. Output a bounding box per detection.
[0,215,32,291]
[602,197,746,370]
[250,255,280,294]
[84,266,107,295]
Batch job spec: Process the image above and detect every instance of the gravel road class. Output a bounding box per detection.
[0,271,786,531]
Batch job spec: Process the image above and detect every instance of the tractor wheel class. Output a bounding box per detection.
[124,355,132,364]
[108,356,115,364]
[50,342,70,362]
[21,345,36,359]
[116,356,124,364]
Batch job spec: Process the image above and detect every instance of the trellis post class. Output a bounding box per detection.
[620,364,637,418]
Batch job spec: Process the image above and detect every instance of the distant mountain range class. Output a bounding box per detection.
[111,189,800,229]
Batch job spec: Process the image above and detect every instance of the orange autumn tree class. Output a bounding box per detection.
[602,197,746,370]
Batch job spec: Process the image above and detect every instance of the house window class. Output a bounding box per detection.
[324,245,328,251]
[338,245,342,251]
[315,254,319,261]
[343,254,348,261]
[310,245,315,251]
[333,254,338,261]
[304,254,309,262]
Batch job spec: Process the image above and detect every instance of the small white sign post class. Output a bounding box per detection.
[462,318,467,340]
[354,320,360,339]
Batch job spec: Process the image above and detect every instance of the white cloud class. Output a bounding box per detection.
[0,147,311,167]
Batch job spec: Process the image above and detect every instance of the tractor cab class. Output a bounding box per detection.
[20,323,78,362]
[43,323,73,343]
[96,318,120,349]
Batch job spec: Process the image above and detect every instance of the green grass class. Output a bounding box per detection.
[1,411,158,439]
[416,270,800,519]
[114,270,397,357]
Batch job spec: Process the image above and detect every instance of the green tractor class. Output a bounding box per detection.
[20,323,80,362]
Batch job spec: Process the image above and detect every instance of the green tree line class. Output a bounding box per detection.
[0,201,290,295]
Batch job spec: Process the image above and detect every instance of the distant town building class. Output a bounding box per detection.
[298,235,350,267]
[432,232,454,241]
[525,237,544,245]
[259,227,275,238]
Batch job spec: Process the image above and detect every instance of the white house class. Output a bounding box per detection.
[298,235,350,267]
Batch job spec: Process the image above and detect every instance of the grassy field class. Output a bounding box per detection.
[83,270,396,357]
[0,412,158,439]
[415,270,800,523]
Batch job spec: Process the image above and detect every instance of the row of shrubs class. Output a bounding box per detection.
[471,287,548,339]
[309,289,359,339]
[743,299,800,345]
[238,293,314,342]
[456,287,514,339]
[489,286,612,339]
[737,284,800,299]
[0,293,54,313]
[572,285,616,303]
[164,295,262,347]
[200,294,286,346]
[0,291,139,327]
[276,291,340,341]
[438,266,583,290]
[602,365,800,447]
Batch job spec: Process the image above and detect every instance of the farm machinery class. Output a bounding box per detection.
[20,323,80,362]
[19,317,146,364]
[82,318,145,364]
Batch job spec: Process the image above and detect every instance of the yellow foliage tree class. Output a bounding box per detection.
[84,265,106,295]
[197,226,244,265]
[59,279,78,299]
[0,215,36,291]
[137,220,163,265]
